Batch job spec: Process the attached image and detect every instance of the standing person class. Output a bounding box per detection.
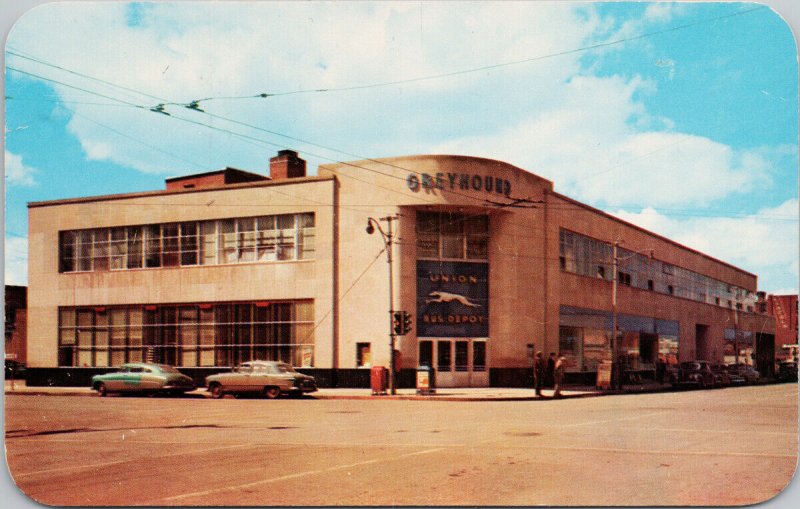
[533,351,545,397]
[656,356,666,385]
[546,353,556,387]
[553,356,566,398]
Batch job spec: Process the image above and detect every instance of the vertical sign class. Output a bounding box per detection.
[417,261,489,337]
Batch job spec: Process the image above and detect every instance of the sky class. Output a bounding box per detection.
[3,1,799,294]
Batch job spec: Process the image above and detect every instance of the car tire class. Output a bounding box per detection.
[264,386,280,399]
[96,382,107,397]
[209,383,224,399]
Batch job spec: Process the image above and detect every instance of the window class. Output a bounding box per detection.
[127,227,143,269]
[109,228,127,270]
[57,301,314,368]
[161,224,180,267]
[356,343,371,367]
[455,341,468,372]
[437,341,451,372]
[473,341,486,372]
[558,229,757,310]
[180,222,198,266]
[416,211,489,261]
[145,225,161,268]
[419,340,433,368]
[59,213,316,273]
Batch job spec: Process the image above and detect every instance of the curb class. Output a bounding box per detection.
[5,389,605,401]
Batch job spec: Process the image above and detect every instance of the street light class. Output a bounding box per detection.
[366,214,400,395]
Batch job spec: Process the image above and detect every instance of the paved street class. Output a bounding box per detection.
[4,384,798,506]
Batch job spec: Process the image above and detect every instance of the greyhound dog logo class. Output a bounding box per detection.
[425,291,481,308]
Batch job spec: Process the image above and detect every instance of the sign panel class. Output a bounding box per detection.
[417,260,489,338]
[596,360,613,390]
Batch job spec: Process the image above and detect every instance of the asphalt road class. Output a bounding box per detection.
[4,384,798,506]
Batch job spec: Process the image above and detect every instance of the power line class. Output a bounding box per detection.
[8,50,796,225]
[159,5,766,105]
[71,111,212,171]
[10,31,792,222]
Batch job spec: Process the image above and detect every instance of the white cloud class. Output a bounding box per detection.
[429,73,775,208]
[7,2,601,175]
[4,150,37,187]
[4,236,28,286]
[611,199,799,294]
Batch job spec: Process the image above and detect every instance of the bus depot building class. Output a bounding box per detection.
[26,151,777,388]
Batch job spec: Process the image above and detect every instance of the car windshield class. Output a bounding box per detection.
[275,364,296,373]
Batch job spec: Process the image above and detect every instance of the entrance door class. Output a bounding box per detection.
[695,324,710,360]
[422,339,489,387]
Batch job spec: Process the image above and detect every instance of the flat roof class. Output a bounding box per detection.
[28,174,335,208]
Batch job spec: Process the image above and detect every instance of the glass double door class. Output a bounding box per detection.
[419,338,488,387]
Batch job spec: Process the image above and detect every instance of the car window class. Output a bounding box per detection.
[129,367,144,373]
[276,364,295,373]
[237,364,253,374]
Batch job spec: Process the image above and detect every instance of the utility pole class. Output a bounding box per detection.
[366,214,400,395]
[610,241,653,390]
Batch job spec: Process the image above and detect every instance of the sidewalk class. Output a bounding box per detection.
[4,379,674,400]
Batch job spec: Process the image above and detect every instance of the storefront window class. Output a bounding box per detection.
[559,326,583,371]
[560,306,678,373]
[57,301,315,368]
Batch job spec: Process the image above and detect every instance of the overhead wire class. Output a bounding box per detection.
[124,4,768,104]
[8,17,793,224]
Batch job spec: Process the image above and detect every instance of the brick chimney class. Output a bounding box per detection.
[269,150,306,180]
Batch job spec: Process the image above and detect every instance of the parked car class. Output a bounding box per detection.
[776,361,798,383]
[675,361,717,389]
[91,363,196,397]
[205,360,318,399]
[726,364,761,384]
[5,359,26,380]
[710,364,732,387]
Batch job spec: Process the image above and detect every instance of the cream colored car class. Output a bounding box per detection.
[205,361,317,399]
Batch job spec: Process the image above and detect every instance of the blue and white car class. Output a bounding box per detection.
[91,363,196,396]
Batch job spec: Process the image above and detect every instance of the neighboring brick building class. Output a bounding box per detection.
[25,151,776,387]
[4,285,28,368]
[767,294,798,362]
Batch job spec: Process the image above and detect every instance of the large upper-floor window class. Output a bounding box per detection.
[59,213,315,273]
[416,211,488,260]
[559,229,757,310]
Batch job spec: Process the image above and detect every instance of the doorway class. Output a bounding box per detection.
[419,339,488,387]
[695,324,710,360]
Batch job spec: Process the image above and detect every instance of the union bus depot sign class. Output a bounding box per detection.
[407,172,512,197]
[417,261,489,338]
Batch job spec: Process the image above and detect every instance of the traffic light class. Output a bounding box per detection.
[392,311,403,335]
[402,311,413,335]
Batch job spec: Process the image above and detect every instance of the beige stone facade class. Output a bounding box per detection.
[27,153,776,387]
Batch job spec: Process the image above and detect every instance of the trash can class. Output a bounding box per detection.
[416,365,436,395]
[370,366,388,395]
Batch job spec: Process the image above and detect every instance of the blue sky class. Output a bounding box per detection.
[3,1,798,293]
